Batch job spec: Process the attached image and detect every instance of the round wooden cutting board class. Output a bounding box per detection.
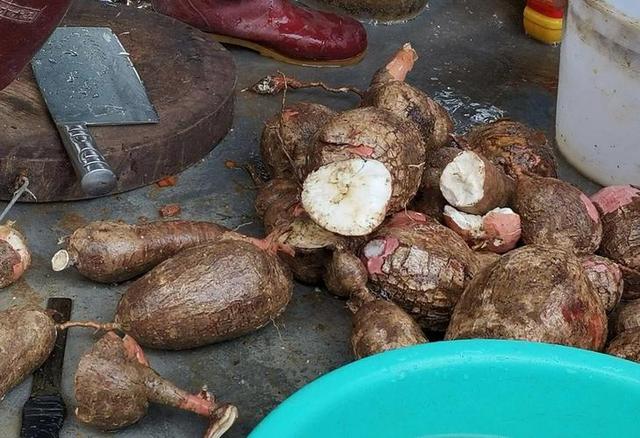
[0,1,236,202]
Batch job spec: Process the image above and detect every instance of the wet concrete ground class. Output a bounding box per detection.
[0,1,596,436]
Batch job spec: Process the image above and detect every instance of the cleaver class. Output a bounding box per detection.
[32,27,159,197]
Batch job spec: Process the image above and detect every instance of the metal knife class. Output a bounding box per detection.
[20,298,72,438]
[32,27,159,197]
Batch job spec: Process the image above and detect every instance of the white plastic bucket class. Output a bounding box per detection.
[556,0,640,185]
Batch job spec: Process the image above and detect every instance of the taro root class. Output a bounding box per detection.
[351,297,427,359]
[591,185,640,300]
[74,332,237,437]
[610,299,640,337]
[443,206,521,254]
[0,307,57,398]
[440,150,515,215]
[410,146,460,221]
[271,216,340,284]
[366,43,417,91]
[606,329,640,363]
[0,223,30,288]
[324,249,426,359]
[446,245,608,351]
[365,80,452,151]
[514,176,602,255]
[581,255,623,313]
[114,240,293,350]
[323,247,370,299]
[302,106,426,236]
[462,119,557,178]
[361,211,480,331]
[52,220,284,284]
[363,43,453,150]
[256,177,351,284]
[260,102,335,179]
[613,258,640,302]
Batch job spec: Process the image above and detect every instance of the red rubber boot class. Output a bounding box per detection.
[151,0,368,66]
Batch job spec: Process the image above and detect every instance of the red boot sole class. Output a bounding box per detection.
[211,34,366,67]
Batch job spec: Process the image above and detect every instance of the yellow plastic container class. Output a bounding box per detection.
[524,6,564,44]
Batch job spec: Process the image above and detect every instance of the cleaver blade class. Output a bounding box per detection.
[32,26,159,197]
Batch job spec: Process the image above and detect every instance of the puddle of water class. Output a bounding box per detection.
[434,87,506,132]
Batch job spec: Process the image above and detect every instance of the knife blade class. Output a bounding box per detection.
[20,298,72,438]
[32,27,159,197]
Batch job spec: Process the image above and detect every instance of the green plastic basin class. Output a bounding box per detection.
[250,340,640,438]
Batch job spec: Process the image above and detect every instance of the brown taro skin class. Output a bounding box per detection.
[0,240,24,287]
[0,307,56,398]
[307,107,426,213]
[364,43,452,150]
[446,245,608,352]
[322,249,427,358]
[277,243,330,285]
[74,332,236,432]
[606,329,640,363]
[364,81,453,151]
[474,251,502,273]
[0,224,30,288]
[254,178,300,219]
[115,240,293,350]
[260,102,335,179]
[361,212,479,332]
[75,333,150,429]
[256,178,319,284]
[266,214,343,285]
[617,266,640,301]
[580,255,623,313]
[514,176,602,256]
[257,179,300,230]
[324,249,369,299]
[610,299,640,337]
[593,189,640,300]
[463,119,557,178]
[410,146,460,221]
[351,299,427,359]
[63,220,235,284]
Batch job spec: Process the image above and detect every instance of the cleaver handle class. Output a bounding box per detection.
[57,123,117,197]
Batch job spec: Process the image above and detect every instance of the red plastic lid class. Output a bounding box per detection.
[527,0,565,19]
